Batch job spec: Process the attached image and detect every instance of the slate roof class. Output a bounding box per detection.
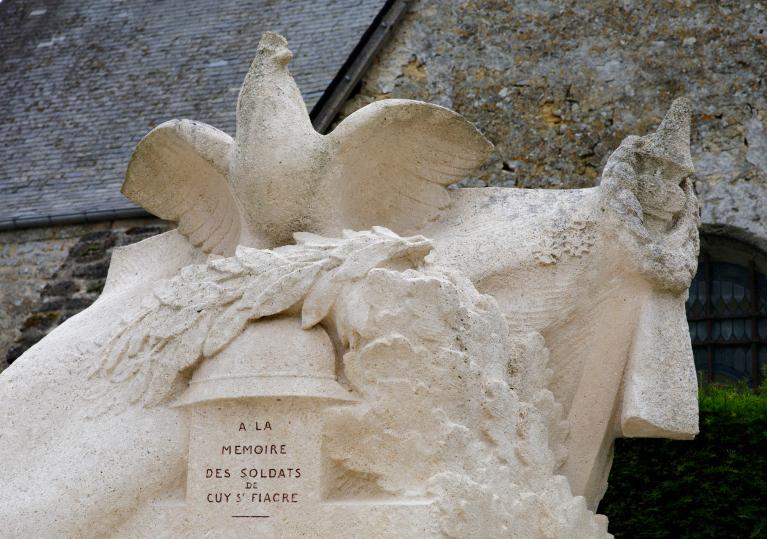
[0,0,386,223]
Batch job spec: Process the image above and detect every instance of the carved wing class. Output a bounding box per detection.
[328,100,493,233]
[122,119,241,256]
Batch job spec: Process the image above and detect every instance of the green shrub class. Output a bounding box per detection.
[599,386,767,538]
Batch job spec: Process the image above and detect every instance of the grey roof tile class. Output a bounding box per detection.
[0,0,385,220]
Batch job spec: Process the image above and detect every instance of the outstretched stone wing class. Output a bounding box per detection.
[329,99,493,234]
[122,119,241,255]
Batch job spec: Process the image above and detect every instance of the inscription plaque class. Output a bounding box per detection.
[186,400,322,532]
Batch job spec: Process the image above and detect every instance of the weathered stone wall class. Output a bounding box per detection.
[344,0,767,249]
[1,226,81,367]
[3,1,765,369]
[0,220,169,368]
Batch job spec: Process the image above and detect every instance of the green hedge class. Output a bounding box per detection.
[599,387,767,538]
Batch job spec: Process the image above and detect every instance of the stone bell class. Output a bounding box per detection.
[175,317,355,535]
[177,316,353,404]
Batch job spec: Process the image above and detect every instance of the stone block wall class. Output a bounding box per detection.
[0,220,170,369]
[3,1,765,369]
[342,0,767,250]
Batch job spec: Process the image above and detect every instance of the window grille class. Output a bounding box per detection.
[686,236,767,390]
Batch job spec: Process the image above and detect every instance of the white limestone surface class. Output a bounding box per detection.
[0,32,699,538]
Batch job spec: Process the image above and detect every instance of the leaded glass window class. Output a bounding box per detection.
[686,235,767,390]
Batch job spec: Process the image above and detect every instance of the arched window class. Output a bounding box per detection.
[686,235,767,390]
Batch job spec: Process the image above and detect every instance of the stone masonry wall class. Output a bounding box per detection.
[0,219,170,369]
[343,0,767,250]
[4,2,765,369]
[1,226,81,367]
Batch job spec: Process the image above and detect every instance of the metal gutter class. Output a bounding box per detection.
[310,0,411,134]
[1,0,409,232]
[0,208,151,232]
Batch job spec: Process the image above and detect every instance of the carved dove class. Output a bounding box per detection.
[122,32,493,254]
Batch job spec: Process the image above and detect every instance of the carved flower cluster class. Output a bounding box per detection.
[533,220,596,266]
[323,265,609,537]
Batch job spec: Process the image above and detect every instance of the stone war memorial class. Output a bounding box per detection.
[0,33,700,537]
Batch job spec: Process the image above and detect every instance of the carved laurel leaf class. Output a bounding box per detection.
[93,308,153,375]
[90,228,433,413]
[293,231,344,247]
[245,260,329,319]
[301,230,431,327]
[202,302,248,358]
[301,267,342,329]
[143,314,210,407]
[236,246,285,273]
[335,236,429,280]
[209,255,245,276]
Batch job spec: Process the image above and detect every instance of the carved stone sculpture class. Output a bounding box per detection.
[0,32,699,538]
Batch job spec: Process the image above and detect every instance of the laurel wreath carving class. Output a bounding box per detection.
[88,227,431,410]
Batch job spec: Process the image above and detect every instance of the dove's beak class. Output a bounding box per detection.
[255,31,293,66]
[273,47,293,65]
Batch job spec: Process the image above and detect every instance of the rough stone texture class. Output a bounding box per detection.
[0,228,611,537]
[0,0,386,221]
[0,42,700,536]
[424,99,701,506]
[0,219,170,367]
[343,0,767,248]
[0,226,84,369]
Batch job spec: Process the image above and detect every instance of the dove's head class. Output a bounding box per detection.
[255,31,293,67]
